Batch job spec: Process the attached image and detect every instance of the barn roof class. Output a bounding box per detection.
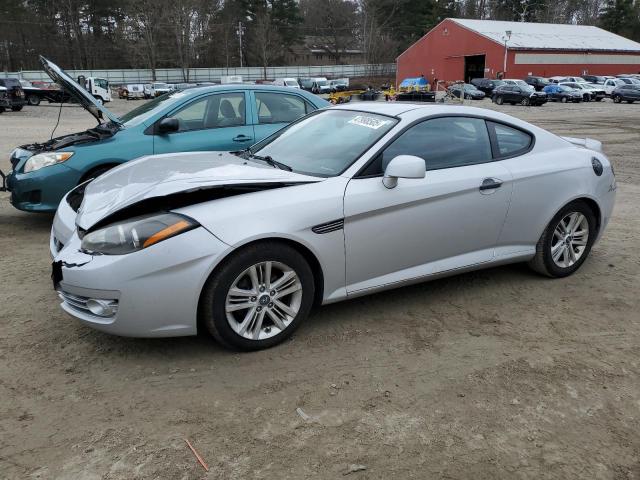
[450,18,640,52]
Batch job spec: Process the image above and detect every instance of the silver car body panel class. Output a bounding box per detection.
[51,104,617,337]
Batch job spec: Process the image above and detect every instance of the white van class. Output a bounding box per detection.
[273,78,301,89]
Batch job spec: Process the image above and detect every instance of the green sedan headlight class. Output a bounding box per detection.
[23,152,74,173]
[81,213,199,255]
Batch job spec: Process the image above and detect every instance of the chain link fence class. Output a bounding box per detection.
[5,64,396,84]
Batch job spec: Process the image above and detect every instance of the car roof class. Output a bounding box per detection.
[332,102,425,116]
[333,103,530,121]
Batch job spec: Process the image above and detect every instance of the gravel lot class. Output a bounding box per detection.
[1,98,639,479]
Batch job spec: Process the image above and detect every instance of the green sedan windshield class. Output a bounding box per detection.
[120,91,189,126]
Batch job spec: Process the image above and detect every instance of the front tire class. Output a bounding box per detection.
[495,96,504,105]
[561,96,567,103]
[11,106,23,111]
[521,97,530,106]
[200,242,315,351]
[529,201,597,278]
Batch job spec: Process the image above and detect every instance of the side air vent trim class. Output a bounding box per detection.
[312,219,344,234]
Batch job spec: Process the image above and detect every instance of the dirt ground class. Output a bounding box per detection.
[1,98,639,479]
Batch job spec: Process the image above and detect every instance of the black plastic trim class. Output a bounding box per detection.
[312,219,344,234]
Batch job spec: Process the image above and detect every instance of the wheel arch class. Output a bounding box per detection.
[78,162,121,183]
[541,195,602,240]
[196,235,326,333]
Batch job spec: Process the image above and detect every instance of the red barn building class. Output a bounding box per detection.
[397,18,640,85]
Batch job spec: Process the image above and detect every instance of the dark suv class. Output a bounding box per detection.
[524,76,549,91]
[0,78,26,111]
[611,84,640,103]
[470,78,505,96]
[492,84,547,106]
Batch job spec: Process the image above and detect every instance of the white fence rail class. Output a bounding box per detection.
[5,64,396,84]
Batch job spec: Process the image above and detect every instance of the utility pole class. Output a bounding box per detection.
[3,40,10,77]
[236,21,245,68]
[502,30,512,77]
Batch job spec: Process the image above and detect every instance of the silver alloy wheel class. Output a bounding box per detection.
[550,212,589,268]
[225,261,303,341]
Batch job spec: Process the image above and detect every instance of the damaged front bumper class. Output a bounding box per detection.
[51,194,230,337]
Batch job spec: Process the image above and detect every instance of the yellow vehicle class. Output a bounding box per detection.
[328,88,380,104]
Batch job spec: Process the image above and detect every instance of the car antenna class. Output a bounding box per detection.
[50,100,64,140]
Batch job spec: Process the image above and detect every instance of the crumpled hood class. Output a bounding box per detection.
[76,151,321,230]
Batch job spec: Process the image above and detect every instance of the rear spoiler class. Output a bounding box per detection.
[561,136,603,153]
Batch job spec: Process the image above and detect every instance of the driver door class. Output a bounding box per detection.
[343,116,512,294]
[153,91,254,154]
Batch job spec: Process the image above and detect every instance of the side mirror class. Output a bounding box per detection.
[157,117,179,134]
[382,155,426,189]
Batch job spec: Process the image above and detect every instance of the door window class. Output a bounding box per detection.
[255,92,312,124]
[171,92,245,132]
[360,117,492,176]
[488,122,533,158]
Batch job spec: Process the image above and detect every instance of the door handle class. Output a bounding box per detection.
[479,178,503,191]
[233,135,253,142]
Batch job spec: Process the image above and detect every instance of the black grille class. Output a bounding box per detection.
[312,219,344,234]
[66,182,88,212]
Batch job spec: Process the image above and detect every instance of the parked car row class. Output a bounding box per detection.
[465,74,640,106]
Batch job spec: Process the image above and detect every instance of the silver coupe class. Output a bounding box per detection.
[50,103,617,350]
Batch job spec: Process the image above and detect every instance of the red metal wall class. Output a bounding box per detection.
[396,18,640,85]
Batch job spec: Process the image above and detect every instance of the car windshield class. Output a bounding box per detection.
[154,83,169,89]
[316,80,328,86]
[285,80,298,86]
[249,110,398,177]
[119,90,190,126]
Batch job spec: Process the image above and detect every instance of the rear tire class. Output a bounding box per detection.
[200,242,315,351]
[528,200,597,278]
[521,97,530,106]
[11,106,23,112]
[613,95,621,103]
[561,96,567,103]
[495,96,504,105]
[27,95,40,106]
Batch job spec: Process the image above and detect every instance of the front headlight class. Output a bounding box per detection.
[81,213,199,255]
[23,152,74,173]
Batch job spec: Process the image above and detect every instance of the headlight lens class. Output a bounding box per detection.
[23,152,74,173]
[81,213,199,255]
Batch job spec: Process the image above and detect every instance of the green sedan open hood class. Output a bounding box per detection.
[40,56,122,125]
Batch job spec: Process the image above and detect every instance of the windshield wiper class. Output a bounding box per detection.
[250,153,292,171]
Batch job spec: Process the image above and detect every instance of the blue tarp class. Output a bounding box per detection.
[399,77,429,88]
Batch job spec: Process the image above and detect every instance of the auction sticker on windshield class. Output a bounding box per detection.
[348,115,392,130]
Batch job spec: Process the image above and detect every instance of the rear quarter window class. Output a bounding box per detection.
[488,121,533,158]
